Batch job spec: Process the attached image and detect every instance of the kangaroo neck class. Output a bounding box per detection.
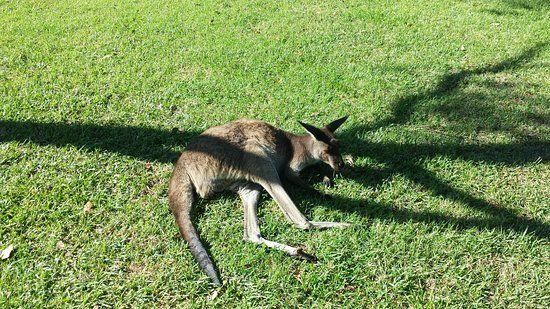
[286,133,318,172]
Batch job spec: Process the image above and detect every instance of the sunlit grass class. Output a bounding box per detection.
[1,0,548,307]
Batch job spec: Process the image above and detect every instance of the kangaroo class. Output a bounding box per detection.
[168,116,349,285]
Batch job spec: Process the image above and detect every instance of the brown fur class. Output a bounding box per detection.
[168,117,348,285]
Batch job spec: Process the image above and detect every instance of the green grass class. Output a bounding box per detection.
[1,0,549,307]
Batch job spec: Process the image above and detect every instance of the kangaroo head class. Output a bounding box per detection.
[298,115,349,172]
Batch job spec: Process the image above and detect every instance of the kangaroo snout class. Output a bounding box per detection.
[331,159,345,173]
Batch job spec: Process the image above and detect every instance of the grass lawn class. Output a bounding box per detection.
[1,0,549,307]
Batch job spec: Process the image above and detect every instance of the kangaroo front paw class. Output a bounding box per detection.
[322,176,334,187]
[295,247,318,263]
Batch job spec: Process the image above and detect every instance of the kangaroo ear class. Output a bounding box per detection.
[299,121,327,141]
[325,115,349,133]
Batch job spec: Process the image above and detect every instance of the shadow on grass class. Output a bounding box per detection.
[326,41,549,239]
[480,0,549,15]
[355,42,548,134]
[503,0,549,10]
[0,121,197,164]
[1,43,548,240]
[298,138,549,240]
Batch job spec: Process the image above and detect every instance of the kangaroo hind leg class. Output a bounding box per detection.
[237,183,316,262]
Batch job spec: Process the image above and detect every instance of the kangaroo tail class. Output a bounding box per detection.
[168,169,221,286]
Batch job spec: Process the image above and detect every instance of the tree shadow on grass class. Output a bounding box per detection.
[356,42,548,134]
[319,41,549,239]
[0,121,197,164]
[294,137,549,240]
[316,140,549,239]
[1,42,548,241]
[480,0,548,16]
[502,0,548,10]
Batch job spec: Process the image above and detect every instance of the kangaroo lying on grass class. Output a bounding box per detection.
[169,116,349,285]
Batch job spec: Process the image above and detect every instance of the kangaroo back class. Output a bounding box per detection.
[168,166,221,285]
